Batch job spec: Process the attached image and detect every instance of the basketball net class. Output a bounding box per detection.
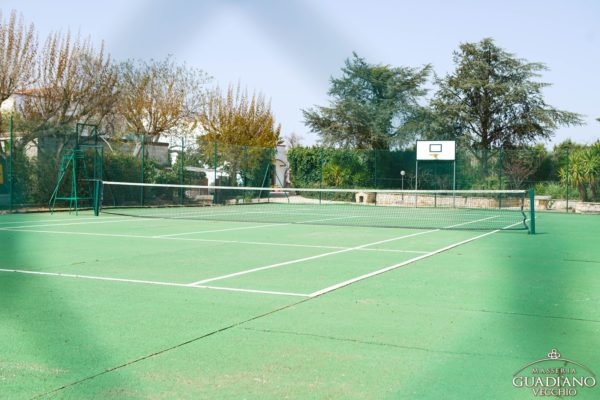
[430,154,439,159]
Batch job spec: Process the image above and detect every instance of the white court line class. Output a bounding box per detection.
[0,226,425,254]
[187,215,501,286]
[0,215,102,226]
[0,268,309,297]
[308,221,523,297]
[187,229,437,286]
[0,217,160,230]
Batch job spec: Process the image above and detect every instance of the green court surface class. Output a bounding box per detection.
[1,211,599,399]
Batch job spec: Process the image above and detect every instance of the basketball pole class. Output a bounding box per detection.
[415,160,418,190]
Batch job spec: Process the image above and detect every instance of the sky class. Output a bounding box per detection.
[3,0,599,147]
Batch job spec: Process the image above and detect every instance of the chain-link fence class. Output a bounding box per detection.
[1,115,597,213]
[286,145,599,212]
[0,116,278,212]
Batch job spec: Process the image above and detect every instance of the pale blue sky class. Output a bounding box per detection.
[4,0,599,147]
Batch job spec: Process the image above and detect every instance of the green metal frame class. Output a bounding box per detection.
[49,124,101,215]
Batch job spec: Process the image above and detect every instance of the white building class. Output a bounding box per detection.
[273,145,289,188]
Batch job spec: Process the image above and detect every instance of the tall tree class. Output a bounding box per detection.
[117,56,208,143]
[431,38,583,175]
[303,53,430,150]
[197,83,281,147]
[196,84,281,186]
[18,32,119,151]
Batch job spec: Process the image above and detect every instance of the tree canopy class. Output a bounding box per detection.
[430,38,583,172]
[197,83,281,148]
[303,53,430,150]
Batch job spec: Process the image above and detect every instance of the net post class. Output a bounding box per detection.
[8,113,13,211]
[529,188,536,234]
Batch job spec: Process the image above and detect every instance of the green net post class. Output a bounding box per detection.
[140,134,145,206]
[565,149,569,212]
[8,113,13,211]
[529,188,536,234]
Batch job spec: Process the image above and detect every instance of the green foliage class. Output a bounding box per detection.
[534,182,578,200]
[559,143,600,201]
[303,53,430,150]
[288,146,418,189]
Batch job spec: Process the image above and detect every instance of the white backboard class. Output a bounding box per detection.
[416,140,456,161]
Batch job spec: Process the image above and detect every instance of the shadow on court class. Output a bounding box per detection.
[0,225,136,398]
[384,213,600,399]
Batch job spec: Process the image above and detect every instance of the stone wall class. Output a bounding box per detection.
[374,193,523,209]
[547,200,600,214]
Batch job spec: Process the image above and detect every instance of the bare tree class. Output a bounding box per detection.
[0,10,37,140]
[18,31,119,152]
[117,56,208,144]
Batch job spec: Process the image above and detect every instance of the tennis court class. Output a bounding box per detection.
[1,192,599,398]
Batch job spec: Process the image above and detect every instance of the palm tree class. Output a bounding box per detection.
[560,151,588,201]
[582,143,600,200]
[560,144,600,202]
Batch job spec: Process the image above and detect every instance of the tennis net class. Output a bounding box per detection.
[98,181,533,232]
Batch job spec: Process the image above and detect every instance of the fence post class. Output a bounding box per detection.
[498,148,503,209]
[8,113,13,211]
[213,140,217,186]
[180,136,185,204]
[213,140,218,204]
[319,148,323,205]
[140,134,145,206]
[565,149,569,212]
[180,137,185,184]
[243,145,247,187]
[374,151,378,188]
